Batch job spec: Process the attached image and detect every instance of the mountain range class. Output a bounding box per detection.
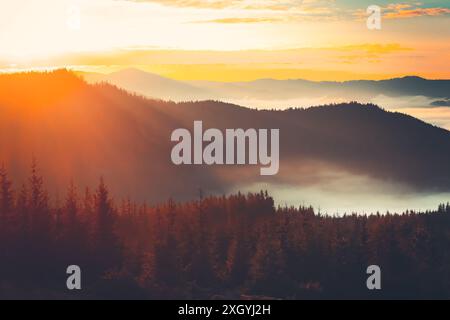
[1,70,449,206]
[81,68,450,109]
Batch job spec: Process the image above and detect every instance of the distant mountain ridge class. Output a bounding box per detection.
[82,69,450,107]
[83,68,209,101]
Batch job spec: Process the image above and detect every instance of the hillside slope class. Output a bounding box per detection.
[1,70,449,202]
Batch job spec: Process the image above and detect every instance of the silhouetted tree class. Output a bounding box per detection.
[0,164,14,233]
[93,178,121,273]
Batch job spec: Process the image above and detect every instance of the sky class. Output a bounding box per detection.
[0,0,449,81]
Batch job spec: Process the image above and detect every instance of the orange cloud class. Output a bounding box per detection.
[385,3,414,11]
[323,44,413,65]
[331,44,412,54]
[353,3,450,21]
[385,6,450,19]
[133,0,334,11]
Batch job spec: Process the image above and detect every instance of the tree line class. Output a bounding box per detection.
[0,161,449,299]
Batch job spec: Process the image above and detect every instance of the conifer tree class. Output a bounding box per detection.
[93,177,121,272]
[0,164,14,233]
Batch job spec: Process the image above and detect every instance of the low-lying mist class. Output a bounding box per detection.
[231,171,450,214]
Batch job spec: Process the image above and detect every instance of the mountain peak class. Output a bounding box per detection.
[396,76,426,81]
[110,68,165,79]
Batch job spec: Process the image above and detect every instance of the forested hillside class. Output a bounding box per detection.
[0,164,449,299]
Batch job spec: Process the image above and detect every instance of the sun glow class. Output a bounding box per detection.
[0,0,449,81]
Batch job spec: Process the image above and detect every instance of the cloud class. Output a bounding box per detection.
[324,44,412,63]
[192,17,282,23]
[385,3,415,11]
[353,3,450,20]
[331,44,412,54]
[384,7,450,19]
[129,0,269,10]
[127,0,346,23]
[190,5,336,24]
[322,44,413,65]
[127,1,450,25]
[131,0,332,11]
[129,0,233,9]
